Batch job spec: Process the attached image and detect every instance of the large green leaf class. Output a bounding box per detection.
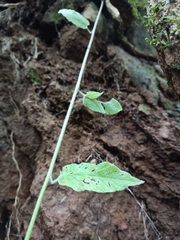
[58,9,90,29]
[83,97,105,114]
[102,98,123,115]
[58,162,144,193]
[85,91,104,99]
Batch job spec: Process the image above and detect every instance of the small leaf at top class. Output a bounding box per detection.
[58,9,90,29]
[86,91,104,99]
[83,97,105,114]
[58,162,144,193]
[102,98,122,115]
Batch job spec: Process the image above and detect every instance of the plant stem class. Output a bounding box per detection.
[24,1,104,240]
[78,90,85,97]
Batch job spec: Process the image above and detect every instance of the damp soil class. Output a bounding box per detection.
[0,1,179,240]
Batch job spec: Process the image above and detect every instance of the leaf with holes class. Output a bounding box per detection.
[85,91,104,100]
[102,98,122,115]
[58,9,90,29]
[58,162,144,193]
[83,97,105,114]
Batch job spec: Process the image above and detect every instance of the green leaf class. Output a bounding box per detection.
[58,162,144,193]
[85,91,104,100]
[83,97,105,114]
[138,104,150,115]
[102,98,123,115]
[58,9,90,29]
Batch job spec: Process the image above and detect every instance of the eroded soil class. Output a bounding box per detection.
[0,1,179,240]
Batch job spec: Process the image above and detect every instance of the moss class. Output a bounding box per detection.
[146,66,155,75]
[145,0,180,50]
[163,101,174,110]
[28,67,41,83]
[175,117,180,123]
[49,12,63,23]
[170,60,180,70]
[127,0,148,21]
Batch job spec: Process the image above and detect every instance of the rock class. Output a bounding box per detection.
[126,24,157,57]
[107,45,159,106]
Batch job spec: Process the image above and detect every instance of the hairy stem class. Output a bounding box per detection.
[24,1,104,240]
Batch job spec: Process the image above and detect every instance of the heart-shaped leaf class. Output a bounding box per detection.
[102,98,122,115]
[83,97,105,114]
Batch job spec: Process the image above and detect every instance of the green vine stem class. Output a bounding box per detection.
[24,1,104,240]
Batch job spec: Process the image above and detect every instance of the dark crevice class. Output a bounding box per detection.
[0,207,9,240]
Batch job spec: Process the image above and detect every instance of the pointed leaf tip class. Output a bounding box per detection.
[86,91,104,99]
[58,9,90,29]
[58,162,144,193]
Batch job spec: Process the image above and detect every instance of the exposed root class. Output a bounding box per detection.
[0,2,25,8]
[115,77,120,92]
[33,37,39,59]
[105,0,120,19]
[85,148,119,165]
[92,148,104,163]
[127,188,162,240]
[1,37,20,86]
[1,37,12,54]
[0,2,25,28]
[9,92,20,118]
[6,132,23,240]
[84,148,104,165]
[10,53,20,86]
[54,23,61,38]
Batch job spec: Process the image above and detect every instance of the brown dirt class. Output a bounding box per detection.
[0,1,179,240]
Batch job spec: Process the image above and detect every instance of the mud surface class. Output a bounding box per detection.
[0,1,180,240]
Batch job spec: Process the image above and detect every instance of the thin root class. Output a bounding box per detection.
[127,188,162,240]
[6,132,23,240]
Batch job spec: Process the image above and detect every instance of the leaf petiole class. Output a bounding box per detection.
[87,27,92,34]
